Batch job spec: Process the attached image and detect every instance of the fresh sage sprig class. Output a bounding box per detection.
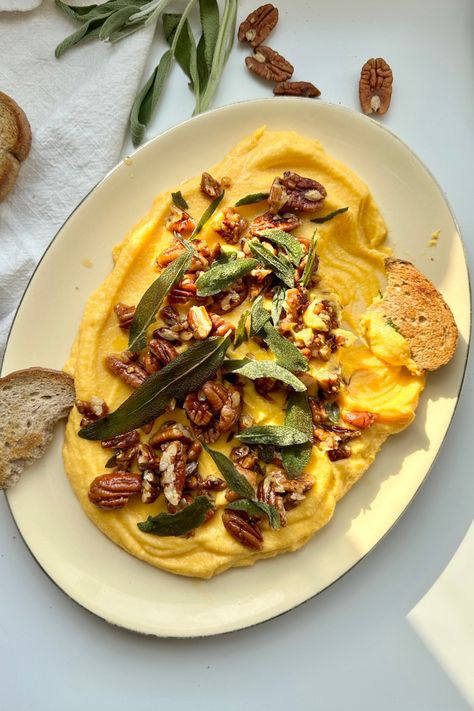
[249,296,271,337]
[281,391,313,477]
[171,190,189,211]
[203,445,280,529]
[234,192,270,207]
[311,207,349,224]
[271,284,286,326]
[248,240,295,288]
[138,495,213,536]
[79,335,230,439]
[128,246,193,351]
[223,358,306,392]
[163,12,199,93]
[301,230,318,289]
[237,425,311,447]
[191,190,225,237]
[261,322,309,373]
[258,229,304,266]
[195,257,258,296]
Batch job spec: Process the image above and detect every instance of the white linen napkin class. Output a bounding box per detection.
[0,0,154,359]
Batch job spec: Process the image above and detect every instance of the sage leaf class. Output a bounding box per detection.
[203,444,255,499]
[238,425,311,446]
[214,246,237,265]
[163,13,199,93]
[196,0,219,93]
[191,190,224,237]
[223,358,306,391]
[129,49,173,146]
[249,296,271,337]
[271,284,286,326]
[234,192,269,207]
[234,309,249,348]
[55,0,100,23]
[195,257,257,296]
[301,229,318,289]
[55,18,104,57]
[137,495,213,536]
[79,335,230,440]
[171,190,189,211]
[249,240,295,288]
[261,322,309,373]
[99,6,139,40]
[258,229,303,266]
[226,500,281,529]
[324,401,340,424]
[311,207,348,224]
[128,247,192,351]
[282,391,313,476]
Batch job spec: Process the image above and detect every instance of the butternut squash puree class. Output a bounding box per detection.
[63,128,425,578]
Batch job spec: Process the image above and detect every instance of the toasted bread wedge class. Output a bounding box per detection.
[375,258,458,371]
[0,368,75,489]
[0,91,32,202]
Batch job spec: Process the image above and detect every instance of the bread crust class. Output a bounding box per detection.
[378,258,458,371]
[0,91,32,202]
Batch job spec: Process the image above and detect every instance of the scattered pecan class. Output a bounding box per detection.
[141,350,160,375]
[213,207,248,244]
[248,266,272,300]
[88,471,142,510]
[221,176,232,189]
[315,368,343,395]
[249,210,301,236]
[105,353,148,389]
[210,313,236,338]
[187,440,203,461]
[156,239,185,267]
[185,380,242,443]
[257,473,287,526]
[101,429,140,451]
[136,442,158,470]
[200,172,222,199]
[159,440,187,506]
[148,337,177,365]
[269,171,327,213]
[183,392,214,427]
[285,286,308,320]
[359,57,393,115]
[273,80,321,97]
[75,396,108,427]
[168,273,202,305]
[160,305,183,328]
[113,302,136,330]
[149,422,193,447]
[231,445,259,471]
[222,509,263,550]
[208,279,248,314]
[342,410,377,429]
[245,45,294,83]
[313,423,360,459]
[165,205,195,235]
[238,4,278,47]
[141,470,160,504]
[187,305,213,340]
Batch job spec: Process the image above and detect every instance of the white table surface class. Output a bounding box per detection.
[1,1,473,709]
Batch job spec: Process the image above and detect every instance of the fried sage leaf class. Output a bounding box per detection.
[137,495,213,536]
[311,206,348,224]
[271,284,286,326]
[80,335,230,440]
[234,309,249,348]
[281,391,313,477]
[249,296,271,337]
[234,192,270,207]
[223,358,306,391]
[171,190,189,211]
[195,257,257,296]
[249,239,295,288]
[214,245,237,265]
[226,499,280,529]
[191,190,225,237]
[258,229,304,266]
[203,444,255,499]
[238,425,311,446]
[261,322,308,373]
[301,229,318,288]
[129,247,193,351]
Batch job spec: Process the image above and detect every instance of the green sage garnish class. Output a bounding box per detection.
[271,284,286,326]
[226,499,280,529]
[324,401,340,424]
[234,192,270,207]
[191,190,225,237]
[171,190,189,211]
[281,392,313,477]
[238,425,311,447]
[137,495,213,536]
[386,317,400,332]
[223,358,306,392]
[311,207,349,224]
[128,247,192,351]
[258,229,304,266]
[261,322,309,373]
[234,309,249,348]
[249,296,271,337]
[195,256,257,296]
[203,444,255,499]
[79,335,230,440]
[249,240,295,288]
[301,229,318,289]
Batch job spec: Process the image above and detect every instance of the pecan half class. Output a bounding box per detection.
[269,171,327,213]
[213,207,248,244]
[165,206,195,235]
[168,273,201,305]
[141,470,160,504]
[210,313,236,338]
[113,302,136,330]
[222,510,263,550]
[156,239,186,267]
[185,381,242,443]
[273,81,321,97]
[75,396,108,427]
[238,4,278,47]
[105,353,148,389]
[249,211,301,236]
[149,422,193,447]
[88,471,142,509]
[208,279,248,314]
[359,57,393,115]
[200,172,222,199]
[159,440,187,506]
[148,337,177,365]
[342,410,377,429]
[184,393,214,427]
[187,305,213,340]
[101,429,140,451]
[245,45,294,83]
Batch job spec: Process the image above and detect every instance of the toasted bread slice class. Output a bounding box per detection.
[0,368,75,489]
[375,258,458,371]
[0,91,32,202]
